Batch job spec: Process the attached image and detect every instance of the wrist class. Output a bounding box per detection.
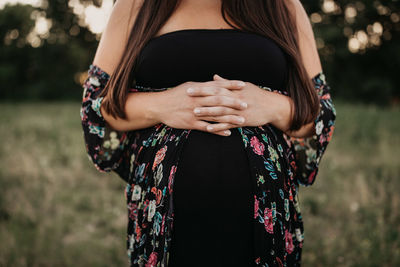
[269,93,293,132]
[146,90,168,125]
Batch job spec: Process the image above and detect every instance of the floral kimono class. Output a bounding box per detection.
[80,63,336,267]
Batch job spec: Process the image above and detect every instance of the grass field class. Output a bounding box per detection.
[0,101,399,267]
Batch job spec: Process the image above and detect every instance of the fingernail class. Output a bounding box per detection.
[224,130,231,135]
[207,125,213,131]
[241,102,248,108]
[187,88,194,94]
[238,117,245,123]
[237,81,246,87]
[194,108,201,114]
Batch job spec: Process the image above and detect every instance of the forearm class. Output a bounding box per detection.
[100,91,164,132]
[268,92,315,138]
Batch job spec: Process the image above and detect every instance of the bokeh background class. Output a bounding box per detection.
[0,0,399,266]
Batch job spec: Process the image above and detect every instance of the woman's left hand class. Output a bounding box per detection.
[186,74,293,133]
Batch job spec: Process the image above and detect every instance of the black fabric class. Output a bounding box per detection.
[168,129,255,267]
[134,29,288,92]
[133,29,287,266]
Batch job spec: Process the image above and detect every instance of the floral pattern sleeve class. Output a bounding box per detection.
[283,72,337,186]
[80,64,135,182]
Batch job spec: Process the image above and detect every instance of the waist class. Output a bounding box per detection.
[183,127,246,155]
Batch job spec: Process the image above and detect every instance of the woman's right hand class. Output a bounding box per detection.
[155,80,248,136]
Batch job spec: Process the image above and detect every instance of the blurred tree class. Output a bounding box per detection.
[0,0,399,104]
[0,0,100,100]
[0,4,36,99]
[302,0,400,105]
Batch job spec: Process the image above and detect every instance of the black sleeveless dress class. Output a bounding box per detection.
[133,28,288,267]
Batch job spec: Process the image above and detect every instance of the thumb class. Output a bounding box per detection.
[213,74,226,81]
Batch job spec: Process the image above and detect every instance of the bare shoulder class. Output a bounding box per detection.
[92,0,144,75]
[286,0,322,78]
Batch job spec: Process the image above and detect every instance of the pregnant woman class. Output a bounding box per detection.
[80,0,336,266]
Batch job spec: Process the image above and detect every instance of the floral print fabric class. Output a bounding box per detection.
[284,73,337,186]
[80,64,336,266]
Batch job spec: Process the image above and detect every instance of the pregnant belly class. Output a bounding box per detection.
[173,127,253,208]
[169,127,254,265]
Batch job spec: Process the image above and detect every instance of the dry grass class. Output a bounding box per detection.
[0,101,399,266]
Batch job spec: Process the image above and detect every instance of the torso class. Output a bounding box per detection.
[133,29,288,90]
[109,2,308,266]
[132,0,288,90]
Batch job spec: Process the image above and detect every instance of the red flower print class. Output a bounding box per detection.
[145,251,158,267]
[321,93,330,100]
[319,133,327,144]
[161,213,166,235]
[250,136,265,155]
[156,189,162,205]
[290,160,297,171]
[151,187,157,195]
[327,125,335,142]
[254,195,259,219]
[285,229,294,254]
[263,208,274,234]
[276,257,283,267]
[152,145,167,171]
[135,223,141,242]
[128,203,138,221]
[308,169,316,184]
[168,165,177,193]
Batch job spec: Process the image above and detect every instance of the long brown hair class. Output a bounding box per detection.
[99,0,320,132]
